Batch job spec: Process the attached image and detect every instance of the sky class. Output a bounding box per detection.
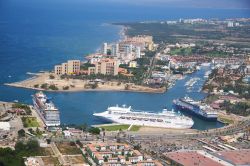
[94,0,250,9]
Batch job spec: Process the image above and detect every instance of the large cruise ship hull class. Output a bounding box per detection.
[173,104,217,121]
[32,98,60,127]
[94,113,193,129]
[32,94,60,128]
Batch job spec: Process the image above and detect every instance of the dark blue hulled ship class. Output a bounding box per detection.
[173,96,218,121]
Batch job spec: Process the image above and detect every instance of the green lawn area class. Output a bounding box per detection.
[218,116,235,124]
[21,117,40,127]
[130,125,141,131]
[100,124,141,131]
[204,95,219,104]
[170,47,193,55]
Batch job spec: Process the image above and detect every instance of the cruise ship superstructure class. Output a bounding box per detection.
[93,105,194,129]
[32,91,60,128]
[173,96,218,121]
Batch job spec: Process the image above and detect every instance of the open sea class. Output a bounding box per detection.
[0,0,250,130]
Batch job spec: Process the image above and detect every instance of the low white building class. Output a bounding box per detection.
[63,130,72,137]
[129,61,137,68]
[24,157,43,166]
[0,122,10,131]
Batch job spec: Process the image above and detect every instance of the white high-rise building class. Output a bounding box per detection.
[111,45,116,56]
[227,21,234,27]
[124,44,133,56]
[116,43,119,55]
[129,44,133,53]
[136,46,141,58]
[111,43,119,56]
[102,42,108,55]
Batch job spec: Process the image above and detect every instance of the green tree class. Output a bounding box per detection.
[63,86,69,90]
[49,74,55,79]
[18,129,25,138]
[49,84,59,90]
[91,82,98,89]
[88,127,100,135]
[40,83,48,89]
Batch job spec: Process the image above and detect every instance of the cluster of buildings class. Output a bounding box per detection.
[86,142,162,166]
[113,35,154,59]
[0,103,17,147]
[204,57,250,93]
[54,35,155,77]
[165,18,207,25]
[97,35,154,65]
[164,149,250,166]
[163,18,244,28]
[227,21,240,27]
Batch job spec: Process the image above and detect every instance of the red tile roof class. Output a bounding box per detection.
[215,149,250,165]
[165,151,224,166]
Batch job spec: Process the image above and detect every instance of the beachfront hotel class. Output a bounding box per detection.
[88,58,119,76]
[54,60,80,75]
[86,142,163,166]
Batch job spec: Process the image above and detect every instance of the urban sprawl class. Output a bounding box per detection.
[1,18,250,166]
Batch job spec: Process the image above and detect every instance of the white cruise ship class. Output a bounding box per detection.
[32,91,60,128]
[93,105,194,129]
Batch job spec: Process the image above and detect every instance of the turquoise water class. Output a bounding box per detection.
[1,0,249,130]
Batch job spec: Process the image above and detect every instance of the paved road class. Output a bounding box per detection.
[126,118,250,140]
[51,142,67,165]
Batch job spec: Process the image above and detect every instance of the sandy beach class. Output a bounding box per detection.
[5,72,166,93]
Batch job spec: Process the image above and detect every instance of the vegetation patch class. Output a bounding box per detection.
[42,157,60,166]
[12,103,31,115]
[88,127,100,134]
[48,84,59,90]
[49,74,55,79]
[40,83,48,89]
[222,101,250,116]
[100,124,140,131]
[0,139,48,166]
[204,95,219,104]
[63,155,86,165]
[28,127,43,137]
[22,117,40,128]
[56,142,81,155]
[219,116,234,124]
[130,125,141,131]
[170,47,193,56]
[63,86,69,90]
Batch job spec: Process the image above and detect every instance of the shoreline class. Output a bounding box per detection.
[4,72,166,94]
[3,24,164,94]
[5,83,166,94]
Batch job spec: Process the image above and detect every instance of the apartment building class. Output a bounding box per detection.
[86,142,162,166]
[88,58,119,76]
[54,60,80,75]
